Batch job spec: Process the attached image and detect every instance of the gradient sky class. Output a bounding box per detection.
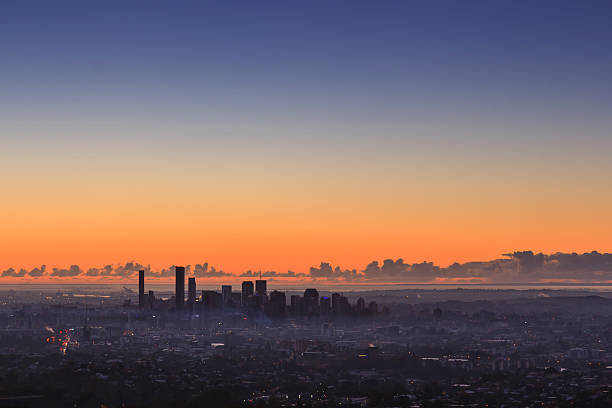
[1,1,612,276]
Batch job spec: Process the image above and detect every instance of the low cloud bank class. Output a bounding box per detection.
[2,251,612,282]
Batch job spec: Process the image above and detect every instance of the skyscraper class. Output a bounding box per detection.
[148,290,155,309]
[241,281,254,306]
[255,279,267,296]
[175,266,185,310]
[320,296,331,316]
[304,288,319,315]
[138,270,145,308]
[267,290,286,318]
[188,277,196,304]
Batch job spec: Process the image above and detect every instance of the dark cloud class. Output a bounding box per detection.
[239,270,305,278]
[2,265,47,278]
[28,265,46,277]
[240,270,259,278]
[51,265,83,277]
[307,252,612,283]
[409,261,440,280]
[193,263,209,277]
[86,265,113,277]
[193,263,230,277]
[502,251,612,281]
[508,251,546,274]
[1,268,26,277]
[309,262,362,281]
[2,252,612,282]
[85,263,148,278]
[310,262,334,278]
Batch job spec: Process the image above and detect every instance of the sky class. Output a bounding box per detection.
[1,1,612,280]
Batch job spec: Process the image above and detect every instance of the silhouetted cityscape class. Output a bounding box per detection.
[135,268,381,321]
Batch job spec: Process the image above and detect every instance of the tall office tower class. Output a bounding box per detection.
[290,295,304,316]
[255,279,267,296]
[267,290,286,318]
[138,270,145,308]
[175,266,185,310]
[241,281,254,306]
[188,277,197,304]
[148,290,155,309]
[221,285,232,305]
[320,296,331,316]
[331,293,341,313]
[303,288,319,315]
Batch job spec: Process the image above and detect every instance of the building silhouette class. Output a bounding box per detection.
[138,270,145,308]
[320,296,331,316]
[175,266,185,310]
[187,277,196,305]
[267,290,286,318]
[304,288,319,315]
[291,295,305,316]
[255,279,267,296]
[241,281,254,306]
[148,290,155,309]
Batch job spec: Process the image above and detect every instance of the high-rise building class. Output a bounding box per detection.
[267,290,286,318]
[138,270,145,308]
[188,277,197,304]
[175,266,185,310]
[255,279,267,296]
[304,288,319,315]
[290,295,304,316]
[320,296,331,315]
[241,281,254,306]
[148,290,155,309]
[221,285,232,305]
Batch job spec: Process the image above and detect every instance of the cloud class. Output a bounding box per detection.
[2,265,49,278]
[193,263,231,277]
[84,262,149,278]
[28,265,46,277]
[51,265,83,277]
[310,262,334,278]
[306,252,612,283]
[3,252,612,282]
[309,262,361,280]
[239,270,305,278]
[1,268,26,277]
